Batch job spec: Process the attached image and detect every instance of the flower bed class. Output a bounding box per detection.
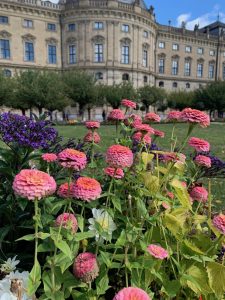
[0,105,224,300]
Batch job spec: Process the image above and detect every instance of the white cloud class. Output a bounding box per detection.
[176,5,225,30]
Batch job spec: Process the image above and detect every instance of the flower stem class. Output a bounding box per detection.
[34,198,39,282]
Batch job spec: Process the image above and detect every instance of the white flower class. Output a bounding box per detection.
[0,257,20,274]
[0,271,32,300]
[88,208,116,241]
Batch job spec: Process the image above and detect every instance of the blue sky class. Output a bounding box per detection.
[49,0,225,30]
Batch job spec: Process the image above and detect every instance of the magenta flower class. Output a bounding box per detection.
[41,153,57,162]
[188,137,210,152]
[121,99,137,109]
[55,213,78,233]
[212,214,225,235]
[189,186,208,203]
[72,177,102,202]
[106,145,133,168]
[85,121,100,129]
[124,114,142,128]
[147,244,169,259]
[134,124,155,134]
[58,148,87,170]
[83,131,101,144]
[73,252,99,283]
[108,109,125,121]
[153,129,165,138]
[132,132,152,144]
[180,108,210,128]
[167,111,181,122]
[104,167,124,179]
[145,112,161,123]
[113,287,151,300]
[57,182,75,198]
[195,155,211,168]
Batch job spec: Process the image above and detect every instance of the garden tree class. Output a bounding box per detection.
[62,70,97,119]
[0,72,15,108]
[102,82,137,108]
[194,81,225,118]
[138,85,166,112]
[167,90,195,110]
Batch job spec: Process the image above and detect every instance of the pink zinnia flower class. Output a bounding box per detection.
[106,145,133,168]
[104,167,124,179]
[108,109,125,121]
[166,191,174,199]
[57,182,75,198]
[73,252,99,283]
[132,132,151,145]
[85,121,100,129]
[162,202,171,210]
[153,129,165,138]
[145,112,161,123]
[189,186,208,203]
[195,155,211,168]
[124,114,142,128]
[188,137,210,152]
[113,287,151,300]
[167,111,181,122]
[55,212,78,233]
[212,214,225,235]
[83,131,101,144]
[121,99,137,109]
[180,108,210,128]
[72,177,102,202]
[162,152,185,163]
[58,148,87,170]
[13,169,56,200]
[41,153,57,163]
[134,124,155,134]
[147,244,169,260]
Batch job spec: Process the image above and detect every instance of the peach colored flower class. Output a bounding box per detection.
[55,212,78,233]
[180,108,210,128]
[13,169,56,200]
[132,132,151,144]
[162,202,171,210]
[153,129,165,138]
[167,111,181,122]
[72,177,102,201]
[166,191,174,199]
[104,167,124,179]
[134,124,155,134]
[58,148,87,170]
[108,109,125,121]
[145,112,161,122]
[73,252,99,283]
[162,152,186,164]
[121,99,137,109]
[124,114,142,128]
[57,182,75,198]
[147,244,169,260]
[212,214,225,235]
[106,145,133,168]
[188,137,210,152]
[113,287,151,300]
[41,153,57,162]
[189,186,208,203]
[83,131,101,144]
[195,155,211,168]
[85,121,100,129]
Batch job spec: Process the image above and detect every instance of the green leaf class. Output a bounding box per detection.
[111,196,122,212]
[207,262,225,297]
[163,213,184,240]
[186,265,212,295]
[77,215,84,232]
[170,179,192,210]
[161,280,181,297]
[74,231,95,242]
[37,232,51,240]
[141,152,154,170]
[115,230,126,247]
[27,260,41,296]
[54,240,73,260]
[99,251,111,268]
[54,252,73,273]
[16,234,35,241]
[96,273,109,295]
[183,239,204,255]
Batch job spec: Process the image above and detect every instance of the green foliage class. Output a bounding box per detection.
[167,90,195,110]
[138,85,166,112]
[0,72,14,106]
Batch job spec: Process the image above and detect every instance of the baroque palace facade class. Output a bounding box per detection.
[1,0,225,91]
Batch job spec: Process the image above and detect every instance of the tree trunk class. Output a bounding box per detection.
[87,107,91,120]
[38,107,43,116]
[21,108,26,116]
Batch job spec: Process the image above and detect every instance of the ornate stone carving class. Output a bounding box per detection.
[0,30,11,38]
[91,35,105,43]
[45,37,58,44]
[21,34,36,41]
[120,37,131,45]
[67,37,77,44]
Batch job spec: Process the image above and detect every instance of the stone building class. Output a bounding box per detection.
[0,0,225,92]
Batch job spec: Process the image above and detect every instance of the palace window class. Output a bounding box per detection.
[186,82,190,89]
[122,73,129,81]
[185,46,191,53]
[173,82,178,88]
[158,42,165,49]
[25,42,34,62]
[143,50,148,67]
[143,30,148,38]
[0,39,10,59]
[197,47,203,54]
[69,45,76,64]
[121,45,129,64]
[197,63,203,77]
[0,16,8,24]
[209,50,215,56]
[68,23,76,31]
[3,69,11,77]
[122,24,129,32]
[95,72,103,80]
[94,44,103,62]
[172,60,178,75]
[48,45,57,64]
[47,23,56,31]
[172,44,179,51]
[158,58,164,74]
[143,76,148,83]
[23,19,33,28]
[159,81,164,87]
[184,61,191,76]
[94,22,103,30]
[208,64,215,79]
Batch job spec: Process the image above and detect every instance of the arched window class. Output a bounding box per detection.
[122,73,129,81]
[186,82,190,89]
[173,82,178,88]
[95,72,103,80]
[159,81,164,87]
[3,69,12,77]
[143,76,148,83]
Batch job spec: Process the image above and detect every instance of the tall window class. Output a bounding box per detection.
[47,23,56,31]
[94,44,103,62]
[184,61,191,76]
[121,45,129,64]
[197,47,203,54]
[94,22,103,29]
[95,72,103,80]
[69,45,76,64]
[185,46,191,53]
[68,23,76,31]
[143,50,148,67]
[48,45,56,64]
[197,63,203,78]
[158,58,164,74]
[0,39,10,59]
[3,69,11,77]
[23,19,33,28]
[0,16,8,24]
[122,24,129,32]
[122,73,129,81]
[186,83,190,89]
[173,82,178,88]
[209,50,215,56]
[158,42,165,49]
[25,42,34,62]
[172,60,178,75]
[172,44,179,51]
[143,31,148,38]
[208,64,214,79]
